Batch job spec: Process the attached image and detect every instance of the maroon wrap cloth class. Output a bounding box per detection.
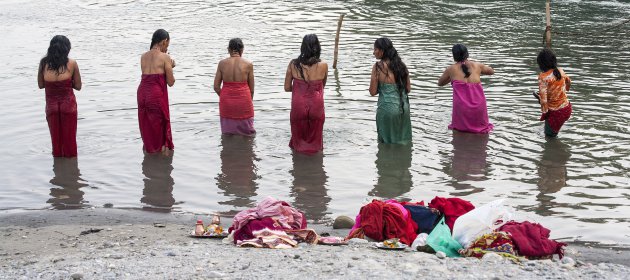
[290,79,325,154]
[540,103,572,134]
[232,217,285,244]
[45,79,77,157]
[498,221,567,259]
[353,200,417,245]
[137,74,173,153]
[428,197,475,231]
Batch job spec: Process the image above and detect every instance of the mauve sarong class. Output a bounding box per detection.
[219,81,255,136]
[137,74,173,153]
[45,79,77,157]
[448,80,494,134]
[290,79,325,154]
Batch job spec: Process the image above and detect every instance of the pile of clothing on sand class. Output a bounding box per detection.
[213,196,566,261]
[346,197,566,260]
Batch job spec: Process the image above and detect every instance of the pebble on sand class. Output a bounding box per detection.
[333,216,355,229]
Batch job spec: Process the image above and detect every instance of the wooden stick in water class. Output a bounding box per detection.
[545,0,552,48]
[333,14,345,69]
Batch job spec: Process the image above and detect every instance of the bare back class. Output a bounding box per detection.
[213,56,255,96]
[290,62,328,81]
[217,57,253,82]
[37,59,82,90]
[284,61,328,92]
[140,50,175,86]
[438,60,494,86]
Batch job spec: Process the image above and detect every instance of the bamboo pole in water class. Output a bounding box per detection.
[545,0,552,48]
[333,14,345,69]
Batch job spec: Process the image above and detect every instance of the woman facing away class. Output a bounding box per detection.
[535,48,572,138]
[37,35,82,157]
[438,44,494,134]
[213,38,255,136]
[137,29,176,155]
[368,37,412,144]
[284,34,328,154]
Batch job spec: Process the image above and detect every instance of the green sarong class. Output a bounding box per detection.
[376,83,412,144]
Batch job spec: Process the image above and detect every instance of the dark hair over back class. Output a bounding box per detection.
[293,34,321,81]
[40,35,71,75]
[150,29,170,50]
[452,44,470,78]
[228,38,244,54]
[537,48,561,80]
[374,37,409,94]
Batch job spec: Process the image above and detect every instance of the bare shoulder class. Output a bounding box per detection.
[242,58,253,66]
[558,67,567,75]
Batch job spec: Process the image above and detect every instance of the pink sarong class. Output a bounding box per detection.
[137,74,173,153]
[290,79,325,154]
[448,80,493,134]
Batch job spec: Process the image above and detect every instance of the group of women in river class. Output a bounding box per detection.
[37,29,573,158]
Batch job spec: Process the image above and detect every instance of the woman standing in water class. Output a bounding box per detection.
[535,48,572,137]
[137,29,176,155]
[38,35,82,157]
[438,44,494,133]
[214,38,255,136]
[284,34,328,154]
[368,37,412,144]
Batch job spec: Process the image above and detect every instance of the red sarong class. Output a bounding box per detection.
[219,81,254,119]
[137,74,173,153]
[45,79,77,157]
[355,200,417,245]
[540,103,572,134]
[290,79,325,154]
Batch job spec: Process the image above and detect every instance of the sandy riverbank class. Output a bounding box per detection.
[0,209,628,279]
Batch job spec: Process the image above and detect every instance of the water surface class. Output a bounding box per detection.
[0,0,629,245]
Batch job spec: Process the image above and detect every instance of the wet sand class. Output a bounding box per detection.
[0,209,628,279]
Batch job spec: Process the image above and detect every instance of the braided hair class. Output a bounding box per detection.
[452,44,470,78]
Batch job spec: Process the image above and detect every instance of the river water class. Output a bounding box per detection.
[0,0,629,245]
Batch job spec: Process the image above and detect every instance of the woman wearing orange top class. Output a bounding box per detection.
[535,48,572,137]
[37,35,82,157]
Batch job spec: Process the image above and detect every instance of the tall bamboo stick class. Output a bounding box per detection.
[545,0,552,48]
[333,14,345,69]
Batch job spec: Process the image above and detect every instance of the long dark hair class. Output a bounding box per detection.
[452,44,470,78]
[292,34,321,81]
[537,48,561,80]
[374,37,409,94]
[40,35,71,75]
[150,29,170,50]
[228,38,244,54]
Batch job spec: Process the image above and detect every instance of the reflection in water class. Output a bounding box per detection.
[216,135,259,210]
[370,143,413,198]
[446,131,489,196]
[535,139,571,215]
[141,153,175,212]
[290,152,330,222]
[48,158,88,209]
